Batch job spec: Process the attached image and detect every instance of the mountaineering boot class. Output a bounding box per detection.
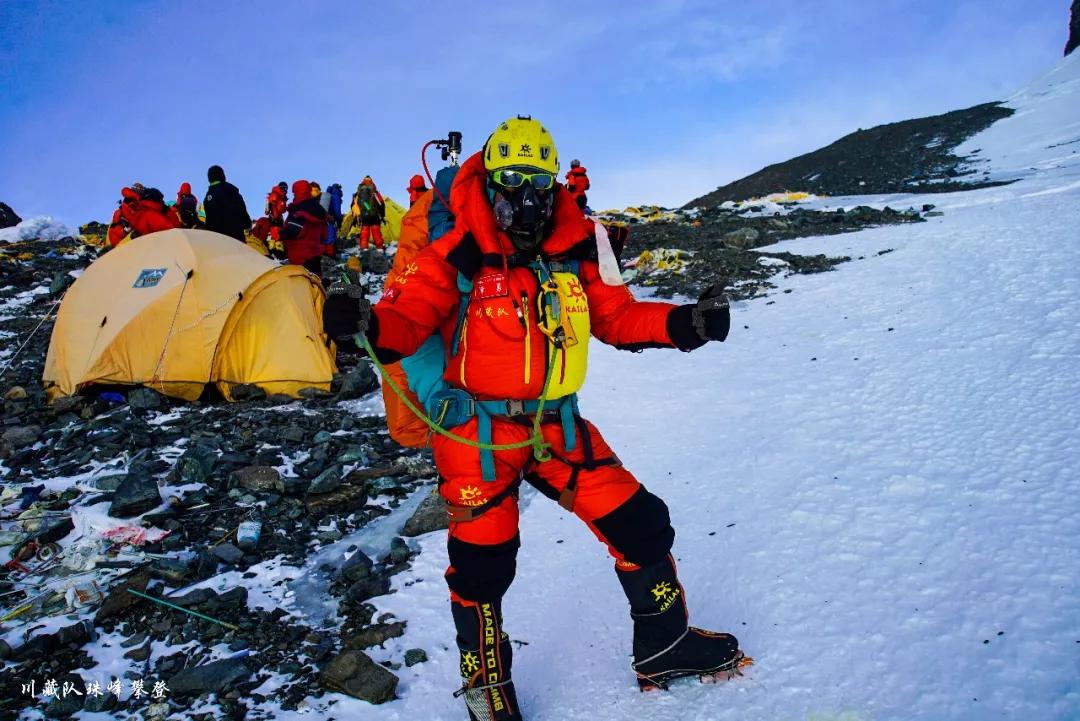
[616,555,747,690]
[451,600,522,720]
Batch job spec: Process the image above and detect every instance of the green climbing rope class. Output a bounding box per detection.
[359,333,554,463]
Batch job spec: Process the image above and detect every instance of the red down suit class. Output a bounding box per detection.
[369,152,697,605]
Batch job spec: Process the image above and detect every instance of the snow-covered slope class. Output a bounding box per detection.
[956,50,1080,186]
[298,55,1080,721]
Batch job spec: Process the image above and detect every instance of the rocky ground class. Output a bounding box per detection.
[608,197,933,300]
[0,236,445,718]
[686,102,1015,206]
[0,198,934,718]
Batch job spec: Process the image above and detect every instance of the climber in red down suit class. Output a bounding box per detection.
[323,116,741,720]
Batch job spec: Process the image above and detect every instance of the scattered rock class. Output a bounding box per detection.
[1,424,40,455]
[123,640,152,661]
[108,472,162,517]
[128,387,165,411]
[402,491,449,537]
[167,586,248,612]
[231,465,281,493]
[340,548,374,583]
[382,536,412,565]
[230,383,267,401]
[212,542,245,566]
[96,568,152,623]
[309,467,343,495]
[306,483,368,518]
[3,386,28,402]
[321,650,398,704]
[722,227,760,248]
[404,648,428,667]
[338,363,379,399]
[51,395,83,414]
[346,573,391,603]
[344,622,407,650]
[169,656,252,695]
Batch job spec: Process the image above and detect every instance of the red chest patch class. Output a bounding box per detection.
[381,286,400,303]
[475,273,509,299]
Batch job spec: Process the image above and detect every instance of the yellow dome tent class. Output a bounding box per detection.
[380,196,407,243]
[43,229,336,402]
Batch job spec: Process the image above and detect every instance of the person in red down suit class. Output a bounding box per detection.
[282,180,328,277]
[565,158,590,211]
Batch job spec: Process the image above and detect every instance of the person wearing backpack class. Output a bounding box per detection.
[252,183,289,259]
[323,116,740,720]
[352,176,386,251]
[168,182,203,229]
[565,158,590,211]
[281,179,328,276]
[128,186,181,237]
[107,186,141,246]
[324,183,344,257]
[203,165,251,241]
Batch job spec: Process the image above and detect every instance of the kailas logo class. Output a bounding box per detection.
[460,650,479,675]
[459,485,485,506]
[651,581,680,613]
[518,143,534,158]
[565,277,585,300]
[133,268,167,288]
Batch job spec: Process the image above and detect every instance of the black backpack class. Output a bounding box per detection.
[178,193,200,227]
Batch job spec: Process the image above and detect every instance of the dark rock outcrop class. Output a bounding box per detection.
[321,650,398,704]
[0,202,21,229]
[1067,0,1080,56]
[687,103,1014,207]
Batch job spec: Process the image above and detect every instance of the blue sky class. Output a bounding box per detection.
[0,0,1070,226]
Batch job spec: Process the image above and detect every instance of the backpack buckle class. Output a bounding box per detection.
[505,399,526,416]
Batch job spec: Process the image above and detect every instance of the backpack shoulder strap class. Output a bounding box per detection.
[450,270,474,357]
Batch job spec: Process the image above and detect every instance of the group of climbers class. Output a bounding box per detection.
[106,166,250,247]
[323,116,739,721]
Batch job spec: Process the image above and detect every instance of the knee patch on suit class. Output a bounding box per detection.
[446,534,521,602]
[593,487,674,566]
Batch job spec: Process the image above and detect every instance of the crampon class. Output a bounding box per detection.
[637,649,754,692]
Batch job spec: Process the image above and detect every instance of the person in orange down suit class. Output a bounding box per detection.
[322,116,741,720]
[407,173,429,206]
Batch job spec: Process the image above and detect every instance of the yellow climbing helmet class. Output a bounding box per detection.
[483,116,560,175]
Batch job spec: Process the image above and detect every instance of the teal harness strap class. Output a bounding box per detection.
[468,395,578,479]
[450,272,473,357]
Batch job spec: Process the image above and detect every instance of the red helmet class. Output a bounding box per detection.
[408,174,426,190]
[292,180,311,200]
[178,182,192,196]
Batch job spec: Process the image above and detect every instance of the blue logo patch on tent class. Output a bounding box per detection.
[133,268,167,288]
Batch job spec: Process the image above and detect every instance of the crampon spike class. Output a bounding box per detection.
[637,652,753,692]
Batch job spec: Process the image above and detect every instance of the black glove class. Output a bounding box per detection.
[667,283,730,351]
[692,284,730,342]
[323,285,372,343]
